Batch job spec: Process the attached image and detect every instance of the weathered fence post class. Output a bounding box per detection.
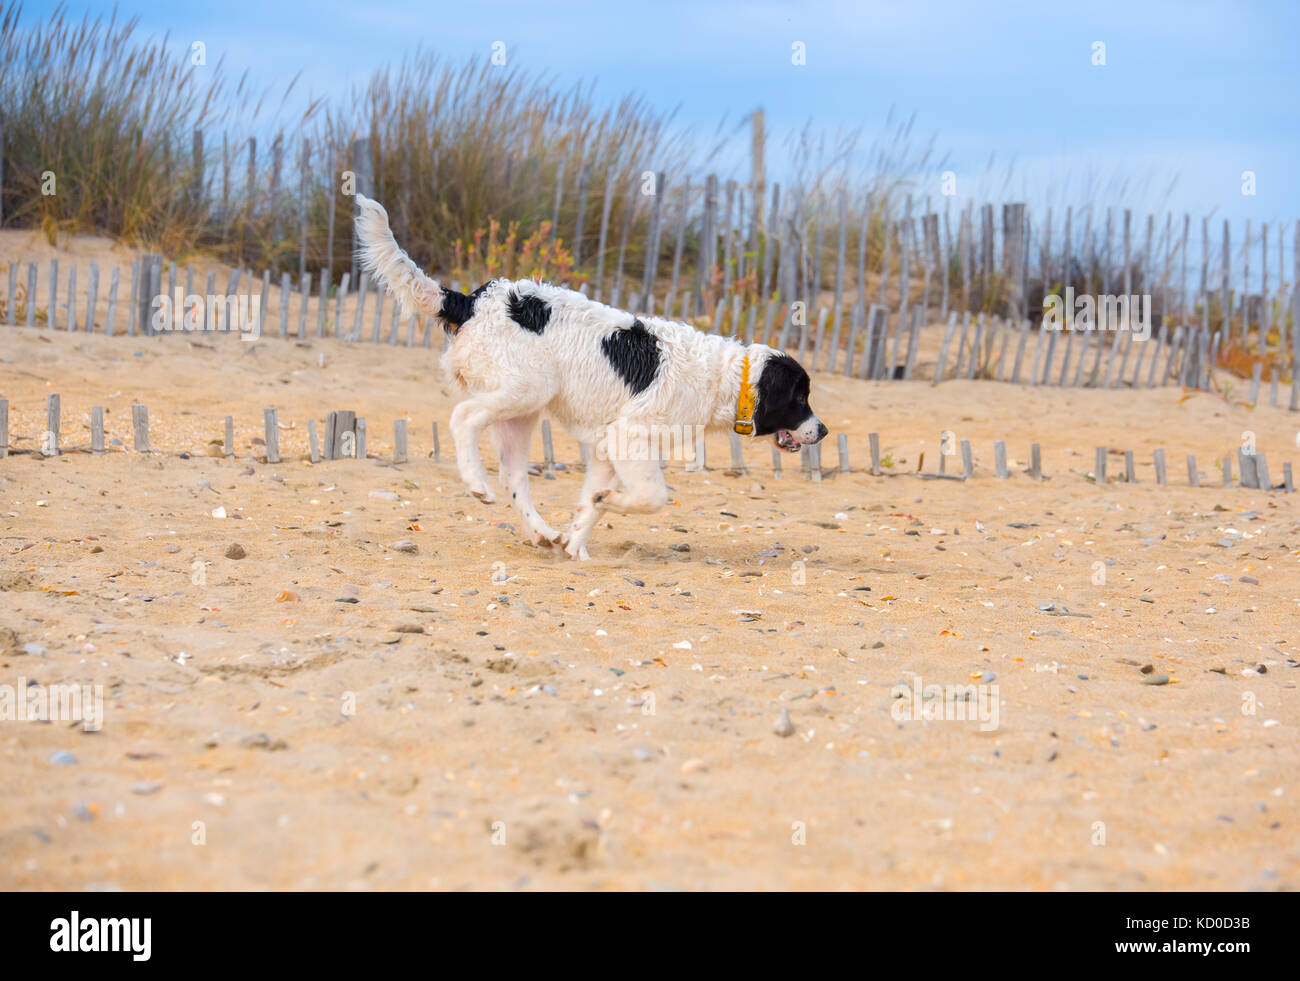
[541,420,555,471]
[729,433,747,475]
[44,394,60,456]
[394,419,408,464]
[264,408,279,463]
[132,404,149,452]
[90,407,105,454]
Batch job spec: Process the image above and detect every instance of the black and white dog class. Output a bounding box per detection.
[354,195,827,559]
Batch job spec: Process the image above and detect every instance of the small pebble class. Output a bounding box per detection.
[391,540,418,554]
[1141,675,1170,686]
[49,750,77,765]
[225,543,247,560]
[773,708,795,738]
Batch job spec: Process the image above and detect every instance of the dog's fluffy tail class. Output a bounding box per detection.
[353,194,444,319]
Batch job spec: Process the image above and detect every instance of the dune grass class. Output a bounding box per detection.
[0,2,1292,369]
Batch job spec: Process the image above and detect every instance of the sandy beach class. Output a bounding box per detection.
[1,257,1297,889]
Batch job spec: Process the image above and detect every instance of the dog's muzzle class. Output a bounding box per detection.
[774,418,827,452]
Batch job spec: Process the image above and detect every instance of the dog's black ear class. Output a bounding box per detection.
[440,283,489,328]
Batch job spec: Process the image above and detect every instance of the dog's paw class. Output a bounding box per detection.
[532,528,563,548]
[562,539,590,561]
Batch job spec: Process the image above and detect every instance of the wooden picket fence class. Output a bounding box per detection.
[6,249,1300,400]
[1,395,1294,498]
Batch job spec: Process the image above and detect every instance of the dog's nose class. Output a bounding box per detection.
[815,422,828,442]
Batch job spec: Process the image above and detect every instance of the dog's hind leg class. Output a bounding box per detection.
[600,457,670,514]
[449,384,551,503]
[560,450,617,560]
[495,413,562,546]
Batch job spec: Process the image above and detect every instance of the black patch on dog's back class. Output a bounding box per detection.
[602,318,660,395]
[507,291,551,334]
[439,283,488,328]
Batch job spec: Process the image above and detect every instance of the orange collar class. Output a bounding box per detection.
[733,355,755,435]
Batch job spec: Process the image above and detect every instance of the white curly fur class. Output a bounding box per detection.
[354,195,825,559]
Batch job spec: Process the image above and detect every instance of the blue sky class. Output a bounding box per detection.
[27,0,1300,260]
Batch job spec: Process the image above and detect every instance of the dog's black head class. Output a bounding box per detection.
[752,352,828,452]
